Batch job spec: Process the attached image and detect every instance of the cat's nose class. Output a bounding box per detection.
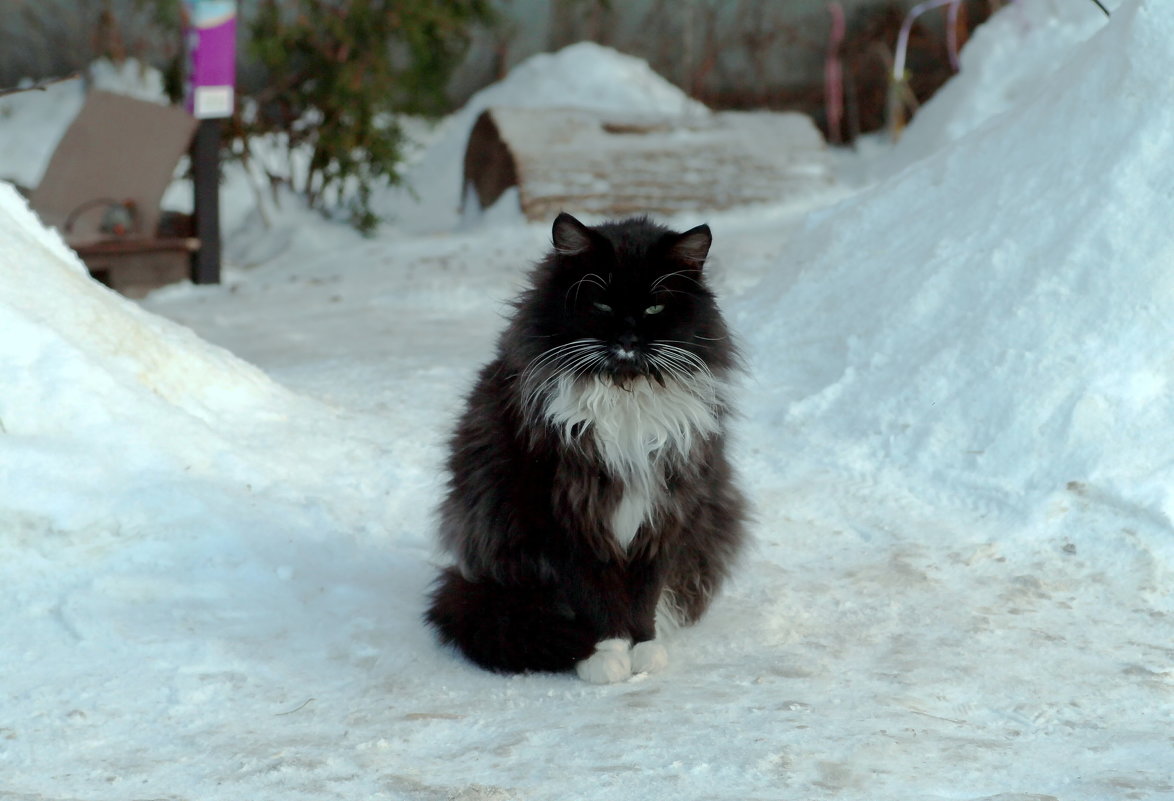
[617,331,639,350]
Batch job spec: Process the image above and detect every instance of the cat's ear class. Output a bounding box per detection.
[552,212,594,256]
[667,224,712,269]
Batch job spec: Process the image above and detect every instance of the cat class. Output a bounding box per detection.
[425,212,747,684]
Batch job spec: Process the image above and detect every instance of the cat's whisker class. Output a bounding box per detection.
[646,351,693,381]
[568,354,608,385]
[650,269,703,291]
[551,349,607,382]
[652,343,713,379]
[519,339,608,417]
[646,361,685,388]
[558,350,597,373]
[654,352,702,375]
[525,353,609,423]
[649,345,720,403]
[655,342,711,368]
[532,338,599,361]
[531,345,598,375]
[658,338,712,351]
[522,339,602,379]
[652,364,697,394]
[566,272,609,306]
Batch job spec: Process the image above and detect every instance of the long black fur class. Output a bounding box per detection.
[425,213,747,675]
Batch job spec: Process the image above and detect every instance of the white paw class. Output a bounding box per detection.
[630,640,668,674]
[575,639,631,684]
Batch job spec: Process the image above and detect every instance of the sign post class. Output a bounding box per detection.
[183,0,236,285]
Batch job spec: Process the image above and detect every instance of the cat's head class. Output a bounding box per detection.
[512,213,736,389]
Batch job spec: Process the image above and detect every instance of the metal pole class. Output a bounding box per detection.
[190,117,221,284]
[184,0,235,285]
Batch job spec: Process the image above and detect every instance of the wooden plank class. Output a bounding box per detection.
[73,237,200,256]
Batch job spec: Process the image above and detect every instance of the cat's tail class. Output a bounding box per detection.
[425,567,598,674]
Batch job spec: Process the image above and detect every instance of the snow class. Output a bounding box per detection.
[1,5,1172,800]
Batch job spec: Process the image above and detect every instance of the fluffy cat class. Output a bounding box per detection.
[425,212,747,684]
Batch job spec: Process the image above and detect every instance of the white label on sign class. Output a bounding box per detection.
[194,85,234,119]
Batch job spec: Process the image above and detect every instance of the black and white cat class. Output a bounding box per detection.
[425,212,747,684]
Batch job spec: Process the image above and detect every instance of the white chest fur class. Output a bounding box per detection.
[543,374,721,549]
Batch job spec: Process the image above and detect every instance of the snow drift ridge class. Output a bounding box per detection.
[744,0,1174,527]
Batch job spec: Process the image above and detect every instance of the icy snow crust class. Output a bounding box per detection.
[1,2,1171,799]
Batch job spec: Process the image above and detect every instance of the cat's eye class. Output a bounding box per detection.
[644,304,665,315]
[593,301,613,313]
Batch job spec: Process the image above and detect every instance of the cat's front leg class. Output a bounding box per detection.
[565,554,668,683]
[566,559,640,684]
[625,555,670,675]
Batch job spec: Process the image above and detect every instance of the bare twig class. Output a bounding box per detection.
[275,698,315,716]
[0,72,81,99]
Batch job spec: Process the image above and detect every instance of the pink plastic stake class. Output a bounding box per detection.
[893,0,963,82]
[946,0,962,71]
[825,2,846,145]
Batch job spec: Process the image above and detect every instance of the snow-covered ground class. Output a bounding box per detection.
[2,1,1171,799]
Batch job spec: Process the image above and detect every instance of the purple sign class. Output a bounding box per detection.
[184,1,236,119]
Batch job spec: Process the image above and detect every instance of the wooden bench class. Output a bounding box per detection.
[29,90,199,297]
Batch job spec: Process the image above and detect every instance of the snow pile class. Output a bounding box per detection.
[376,41,707,233]
[460,40,704,116]
[0,182,406,537]
[744,0,1173,551]
[0,80,84,190]
[0,183,287,527]
[88,56,170,103]
[883,0,1118,174]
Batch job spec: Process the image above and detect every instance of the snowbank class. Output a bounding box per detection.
[743,0,1174,545]
[0,80,84,190]
[0,182,301,528]
[0,182,410,539]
